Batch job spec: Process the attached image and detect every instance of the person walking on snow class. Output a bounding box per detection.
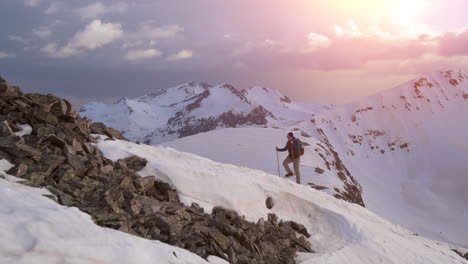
[276,132,302,184]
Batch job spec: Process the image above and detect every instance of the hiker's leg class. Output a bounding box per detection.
[294,159,301,184]
[283,157,293,174]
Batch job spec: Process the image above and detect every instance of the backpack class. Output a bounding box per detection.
[297,139,305,156]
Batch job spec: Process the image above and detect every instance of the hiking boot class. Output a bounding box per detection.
[284,173,294,177]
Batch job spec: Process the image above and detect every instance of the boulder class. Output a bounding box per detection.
[46,135,67,148]
[0,83,15,95]
[0,136,22,148]
[33,108,58,125]
[266,196,274,209]
[26,93,60,112]
[288,221,311,238]
[122,156,147,172]
[90,122,127,140]
[0,120,14,137]
[66,153,88,176]
[7,163,28,177]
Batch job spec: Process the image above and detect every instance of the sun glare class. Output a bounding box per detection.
[392,0,425,25]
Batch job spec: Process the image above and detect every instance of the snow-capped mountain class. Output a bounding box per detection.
[79,82,332,144]
[163,70,468,248]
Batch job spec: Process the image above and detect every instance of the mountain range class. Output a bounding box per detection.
[80,69,468,248]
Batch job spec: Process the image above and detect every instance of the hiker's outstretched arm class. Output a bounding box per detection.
[277,143,287,152]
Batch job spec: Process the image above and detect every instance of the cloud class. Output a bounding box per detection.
[75,2,127,20]
[331,21,363,37]
[33,27,52,38]
[8,35,27,43]
[166,50,193,61]
[41,20,123,58]
[24,0,40,7]
[0,52,15,58]
[307,33,331,51]
[437,28,468,57]
[44,2,60,15]
[125,49,162,60]
[141,24,184,40]
[123,23,184,49]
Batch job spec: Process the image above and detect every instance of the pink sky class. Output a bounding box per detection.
[2,0,468,105]
[211,0,468,103]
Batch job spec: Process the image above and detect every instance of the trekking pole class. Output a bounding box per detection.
[276,149,281,177]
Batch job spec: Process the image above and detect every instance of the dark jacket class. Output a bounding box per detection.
[278,138,301,159]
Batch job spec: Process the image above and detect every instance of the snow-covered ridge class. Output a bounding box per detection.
[160,69,468,249]
[79,82,332,144]
[94,137,467,264]
[3,137,468,263]
[307,69,468,247]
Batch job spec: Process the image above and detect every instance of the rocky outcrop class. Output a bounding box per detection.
[147,105,275,143]
[315,128,365,207]
[0,78,313,263]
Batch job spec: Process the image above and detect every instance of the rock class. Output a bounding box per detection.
[46,135,67,148]
[266,196,274,209]
[122,156,147,172]
[288,221,311,238]
[154,181,180,202]
[66,153,88,176]
[7,163,28,177]
[71,139,83,152]
[26,93,59,112]
[134,176,155,192]
[0,149,12,162]
[0,120,14,137]
[464,252,468,260]
[50,98,68,117]
[35,124,56,138]
[104,188,125,214]
[0,136,22,148]
[90,122,127,140]
[0,83,15,94]
[46,186,76,206]
[33,108,58,125]
[82,143,96,155]
[100,164,114,174]
[6,144,42,158]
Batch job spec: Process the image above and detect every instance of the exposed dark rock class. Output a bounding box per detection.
[90,122,127,140]
[0,78,314,264]
[33,108,58,125]
[7,163,28,177]
[316,128,365,207]
[122,155,147,172]
[452,249,468,261]
[0,120,13,137]
[266,197,274,209]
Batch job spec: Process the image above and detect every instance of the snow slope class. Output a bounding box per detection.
[162,70,468,248]
[308,70,468,247]
[79,82,331,144]
[94,136,468,264]
[0,159,225,264]
[162,127,364,205]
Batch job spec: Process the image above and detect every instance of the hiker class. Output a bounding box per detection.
[276,132,302,184]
